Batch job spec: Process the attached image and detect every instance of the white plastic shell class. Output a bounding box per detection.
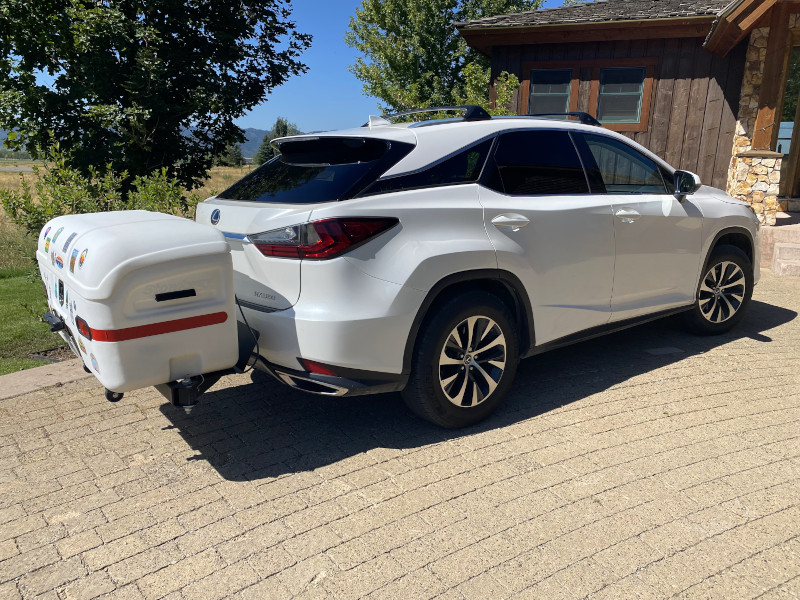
[36,211,238,393]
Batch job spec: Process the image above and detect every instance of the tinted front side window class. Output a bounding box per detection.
[218,137,414,203]
[581,134,668,194]
[361,138,493,196]
[484,130,588,195]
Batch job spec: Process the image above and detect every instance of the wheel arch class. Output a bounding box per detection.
[703,227,755,274]
[401,270,535,375]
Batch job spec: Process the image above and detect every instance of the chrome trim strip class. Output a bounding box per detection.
[235,299,281,314]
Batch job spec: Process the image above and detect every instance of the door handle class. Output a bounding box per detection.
[491,213,530,232]
[615,208,640,223]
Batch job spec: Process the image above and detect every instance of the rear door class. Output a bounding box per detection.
[478,129,616,346]
[574,133,703,321]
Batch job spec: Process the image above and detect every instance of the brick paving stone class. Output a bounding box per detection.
[0,271,797,598]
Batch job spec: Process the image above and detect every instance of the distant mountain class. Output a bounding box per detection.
[240,128,268,158]
[1,127,272,158]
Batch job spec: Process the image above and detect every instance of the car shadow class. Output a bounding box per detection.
[159,299,796,481]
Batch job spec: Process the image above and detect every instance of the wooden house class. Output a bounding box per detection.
[458,0,800,226]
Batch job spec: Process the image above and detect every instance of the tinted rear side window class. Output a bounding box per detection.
[361,138,493,196]
[484,130,588,195]
[218,137,414,204]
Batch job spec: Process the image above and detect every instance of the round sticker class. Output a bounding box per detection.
[90,354,99,373]
[79,249,88,269]
[78,338,86,354]
[55,256,64,269]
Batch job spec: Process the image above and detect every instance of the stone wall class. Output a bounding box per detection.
[727,27,783,225]
[726,23,798,225]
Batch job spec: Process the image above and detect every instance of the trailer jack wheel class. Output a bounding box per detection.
[105,389,124,402]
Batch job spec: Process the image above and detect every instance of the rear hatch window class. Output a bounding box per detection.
[218,137,414,204]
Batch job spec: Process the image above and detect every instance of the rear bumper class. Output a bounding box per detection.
[252,356,407,397]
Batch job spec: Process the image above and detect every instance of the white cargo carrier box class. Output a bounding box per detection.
[36,211,239,395]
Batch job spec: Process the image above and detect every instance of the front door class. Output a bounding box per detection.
[574,133,703,321]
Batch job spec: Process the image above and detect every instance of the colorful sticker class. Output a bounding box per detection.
[55,256,64,269]
[69,306,74,322]
[78,338,86,354]
[90,354,99,373]
[44,238,51,252]
[62,232,77,253]
[79,249,88,269]
[50,251,55,265]
[69,248,79,272]
[52,227,64,245]
[43,226,51,241]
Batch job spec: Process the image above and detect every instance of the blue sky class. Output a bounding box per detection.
[236,0,562,134]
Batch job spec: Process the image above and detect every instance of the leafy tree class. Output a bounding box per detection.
[0,0,311,192]
[253,116,301,165]
[216,144,244,167]
[1,143,199,236]
[345,0,541,112]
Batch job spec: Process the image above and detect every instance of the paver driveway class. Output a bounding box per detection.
[0,271,799,600]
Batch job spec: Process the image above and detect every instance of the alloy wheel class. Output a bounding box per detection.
[699,261,746,323]
[438,315,507,408]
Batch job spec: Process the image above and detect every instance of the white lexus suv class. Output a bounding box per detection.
[196,106,760,428]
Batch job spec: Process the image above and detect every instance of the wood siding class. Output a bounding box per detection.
[491,37,747,190]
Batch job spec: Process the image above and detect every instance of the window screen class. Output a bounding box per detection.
[361,138,493,196]
[581,134,667,194]
[596,67,646,123]
[484,130,588,195]
[529,69,573,115]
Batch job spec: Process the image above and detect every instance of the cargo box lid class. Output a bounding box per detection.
[38,211,230,300]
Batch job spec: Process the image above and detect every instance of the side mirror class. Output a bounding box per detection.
[674,170,701,197]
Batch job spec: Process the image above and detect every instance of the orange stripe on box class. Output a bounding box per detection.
[90,312,228,342]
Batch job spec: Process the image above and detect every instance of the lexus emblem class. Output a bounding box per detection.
[210,209,220,225]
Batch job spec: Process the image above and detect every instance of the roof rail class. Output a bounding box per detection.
[530,112,602,126]
[370,105,493,125]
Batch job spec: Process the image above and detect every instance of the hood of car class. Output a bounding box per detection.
[698,185,749,206]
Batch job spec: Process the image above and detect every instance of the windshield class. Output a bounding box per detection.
[217,137,414,204]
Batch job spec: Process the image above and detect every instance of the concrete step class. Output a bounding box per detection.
[771,242,800,276]
[774,260,800,277]
[773,242,800,261]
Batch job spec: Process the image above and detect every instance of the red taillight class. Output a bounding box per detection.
[300,359,339,377]
[250,217,398,260]
[75,317,92,340]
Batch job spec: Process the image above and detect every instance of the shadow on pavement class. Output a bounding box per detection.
[159,300,796,481]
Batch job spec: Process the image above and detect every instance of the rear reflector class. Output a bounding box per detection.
[300,359,339,377]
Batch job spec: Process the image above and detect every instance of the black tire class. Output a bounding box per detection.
[682,244,753,335]
[402,291,519,428]
[105,389,124,402]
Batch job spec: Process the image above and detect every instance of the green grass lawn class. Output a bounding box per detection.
[0,218,66,375]
[0,271,64,374]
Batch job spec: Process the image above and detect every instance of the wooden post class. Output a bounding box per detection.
[752,3,791,149]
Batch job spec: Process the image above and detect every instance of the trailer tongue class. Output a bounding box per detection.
[36,211,253,410]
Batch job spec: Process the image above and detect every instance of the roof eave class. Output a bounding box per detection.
[458,15,718,57]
